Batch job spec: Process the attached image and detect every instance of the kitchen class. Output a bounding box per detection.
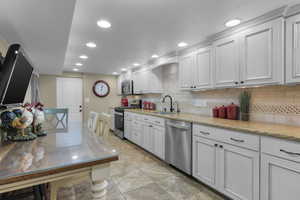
[0,0,300,200]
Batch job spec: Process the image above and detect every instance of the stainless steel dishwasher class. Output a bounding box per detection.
[165,119,192,175]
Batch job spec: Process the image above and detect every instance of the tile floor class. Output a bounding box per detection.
[58,133,226,200]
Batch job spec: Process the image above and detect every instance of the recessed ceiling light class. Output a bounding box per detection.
[133,63,140,67]
[73,68,79,71]
[79,55,88,59]
[75,63,83,66]
[152,54,159,58]
[121,68,127,72]
[97,19,111,29]
[112,72,118,75]
[86,42,97,48]
[225,19,241,27]
[177,42,188,47]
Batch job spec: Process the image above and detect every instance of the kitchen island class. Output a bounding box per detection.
[0,122,118,199]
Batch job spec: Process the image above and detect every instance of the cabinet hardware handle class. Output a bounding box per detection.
[200,131,210,135]
[149,125,153,127]
[240,81,244,84]
[230,138,245,143]
[214,144,218,147]
[219,145,223,148]
[235,82,238,84]
[280,149,300,156]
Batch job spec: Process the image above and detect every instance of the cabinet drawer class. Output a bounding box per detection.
[149,116,165,127]
[193,124,259,151]
[193,124,217,140]
[215,128,260,151]
[262,137,300,163]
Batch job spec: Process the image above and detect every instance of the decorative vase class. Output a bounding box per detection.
[241,112,250,121]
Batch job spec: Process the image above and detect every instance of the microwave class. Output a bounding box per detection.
[121,80,133,95]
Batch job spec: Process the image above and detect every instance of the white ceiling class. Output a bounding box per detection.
[0,0,297,75]
[0,0,76,74]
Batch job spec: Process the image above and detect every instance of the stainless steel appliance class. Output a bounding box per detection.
[165,119,192,175]
[114,101,142,139]
[121,80,133,95]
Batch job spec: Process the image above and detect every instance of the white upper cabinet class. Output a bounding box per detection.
[179,52,195,89]
[286,14,300,84]
[240,18,284,86]
[194,47,214,89]
[213,35,240,88]
[179,47,213,90]
[132,67,163,94]
[117,73,125,95]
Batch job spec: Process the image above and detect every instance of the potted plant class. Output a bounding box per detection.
[239,91,251,121]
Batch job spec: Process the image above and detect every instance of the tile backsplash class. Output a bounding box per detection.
[140,63,300,126]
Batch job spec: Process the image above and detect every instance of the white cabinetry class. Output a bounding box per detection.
[286,14,300,84]
[261,136,300,200]
[179,53,195,89]
[213,18,284,88]
[117,74,125,95]
[193,137,218,188]
[179,47,213,90]
[192,124,259,200]
[132,67,163,94]
[219,143,259,200]
[213,35,240,88]
[240,18,284,86]
[124,112,165,160]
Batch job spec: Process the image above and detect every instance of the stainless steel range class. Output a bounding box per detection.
[114,100,141,139]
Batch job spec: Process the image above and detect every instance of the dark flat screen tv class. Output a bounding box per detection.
[0,44,33,106]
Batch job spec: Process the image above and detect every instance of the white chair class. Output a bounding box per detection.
[88,111,99,134]
[97,112,111,137]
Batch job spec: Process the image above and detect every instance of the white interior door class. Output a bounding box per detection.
[57,77,83,122]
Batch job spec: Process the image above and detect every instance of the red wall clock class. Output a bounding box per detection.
[93,80,110,97]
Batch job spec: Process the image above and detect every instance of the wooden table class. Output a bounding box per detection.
[0,122,119,199]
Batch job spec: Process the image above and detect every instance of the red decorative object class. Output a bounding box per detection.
[227,103,239,120]
[92,80,110,97]
[149,102,156,110]
[219,105,227,119]
[121,98,128,107]
[212,107,219,118]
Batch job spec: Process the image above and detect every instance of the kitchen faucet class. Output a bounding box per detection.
[162,95,174,112]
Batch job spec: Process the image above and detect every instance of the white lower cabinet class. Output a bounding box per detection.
[261,136,300,200]
[125,112,165,160]
[192,124,259,200]
[261,154,300,200]
[193,136,218,188]
[219,143,259,200]
[152,125,165,160]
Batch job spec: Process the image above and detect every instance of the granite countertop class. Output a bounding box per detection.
[0,122,118,185]
[126,109,300,142]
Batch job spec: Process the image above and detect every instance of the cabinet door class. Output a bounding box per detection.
[214,35,240,88]
[240,18,284,86]
[192,136,218,189]
[148,68,163,93]
[117,74,124,95]
[153,125,165,160]
[261,154,300,200]
[286,14,300,84]
[143,124,154,152]
[194,47,213,89]
[124,119,132,140]
[219,143,259,200]
[179,53,195,89]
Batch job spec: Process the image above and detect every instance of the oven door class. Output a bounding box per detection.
[114,111,124,131]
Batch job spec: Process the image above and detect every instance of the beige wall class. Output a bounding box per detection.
[39,72,120,121]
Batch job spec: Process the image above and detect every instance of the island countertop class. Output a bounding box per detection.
[126,109,300,142]
[0,122,118,185]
